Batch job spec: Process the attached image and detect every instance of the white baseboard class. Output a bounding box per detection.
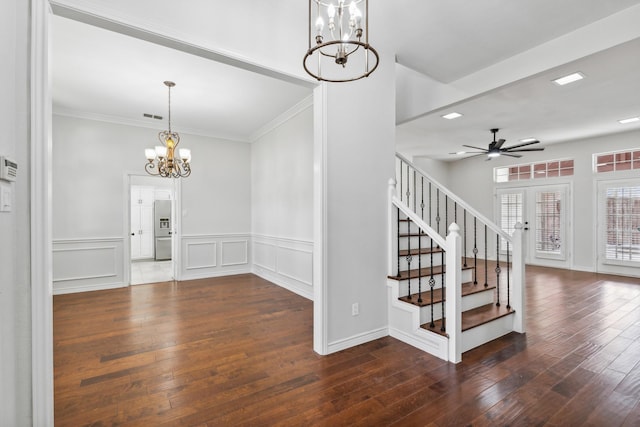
[53,281,126,295]
[253,265,313,300]
[388,326,449,360]
[327,327,388,354]
[572,264,595,272]
[181,266,252,281]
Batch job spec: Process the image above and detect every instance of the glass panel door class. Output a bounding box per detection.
[534,189,564,258]
[597,180,640,266]
[497,184,569,266]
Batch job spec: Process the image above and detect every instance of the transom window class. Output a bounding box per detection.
[594,149,640,173]
[495,159,574,183]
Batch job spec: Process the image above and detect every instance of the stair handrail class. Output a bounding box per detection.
[396,153,511,242]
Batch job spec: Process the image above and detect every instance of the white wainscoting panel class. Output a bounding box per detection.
[181,234,251,280]
[221,240,248,266]
[186,241,217,270]
[252,235,313,300]
[53,238,125,294]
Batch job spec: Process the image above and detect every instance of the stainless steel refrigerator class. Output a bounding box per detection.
[154,200,172,260]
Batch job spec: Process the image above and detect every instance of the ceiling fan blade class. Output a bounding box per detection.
[503,140,540,150]
[502,153,523,158]
[449,151,487,155]
[506,147,545,152]
[462,144,488,151]
[493,139,506,149]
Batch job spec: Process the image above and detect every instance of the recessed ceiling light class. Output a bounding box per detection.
[442,112,462,120]
[519,137,537,143]
[552,72,585,86]
[618,117,640,124]
[455,151,466,155]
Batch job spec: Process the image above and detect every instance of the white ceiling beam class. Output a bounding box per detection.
[397,3,640,125]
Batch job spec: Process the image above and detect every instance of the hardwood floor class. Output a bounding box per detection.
[54,267,640,426]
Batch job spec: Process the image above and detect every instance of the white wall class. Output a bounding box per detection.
[1,0,31,425]
[251,103,314,299]
[52,115,252,292]
[447,129,640,273]
[319,46,396,353]
[414,156,450,188]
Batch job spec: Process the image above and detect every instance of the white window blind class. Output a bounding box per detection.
[535,191,562,254]
[604,186,640,262]
[499,192,522,250]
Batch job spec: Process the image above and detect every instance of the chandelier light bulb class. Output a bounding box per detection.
[145,148,156,160]
[315,16,324,34]
[327,4,336,19]
[155,146,167,159]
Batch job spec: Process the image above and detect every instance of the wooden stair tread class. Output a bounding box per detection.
[399,282,496,307]
[461,304,515,331]
[420,304,514,337]
[388,264,474,281]
[398,247,443,257]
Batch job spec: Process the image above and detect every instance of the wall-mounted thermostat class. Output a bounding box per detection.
[0,156,17,182]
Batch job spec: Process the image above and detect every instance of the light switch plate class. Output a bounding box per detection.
[0,185,12,212]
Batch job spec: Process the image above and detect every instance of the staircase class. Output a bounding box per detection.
[387,154,525,363]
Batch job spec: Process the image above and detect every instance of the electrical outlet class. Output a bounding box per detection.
[352,302,359,316]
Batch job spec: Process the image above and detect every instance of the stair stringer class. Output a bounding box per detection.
[387,278,449,361]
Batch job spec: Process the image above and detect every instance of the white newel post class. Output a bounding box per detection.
[512,222,526,333]
[388,178,398,277]
[446,223,462,363]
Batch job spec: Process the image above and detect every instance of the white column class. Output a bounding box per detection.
[511,222,526,333]
[388,178,397,277]
[445,223,462,363]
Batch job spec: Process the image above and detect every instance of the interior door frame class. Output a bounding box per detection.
[495,182,572,268]
[124,172,181,285]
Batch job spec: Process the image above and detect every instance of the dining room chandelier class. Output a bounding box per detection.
[144,81,191,178]
[303,0,379,82]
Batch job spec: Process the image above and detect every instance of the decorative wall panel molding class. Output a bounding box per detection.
[181,234,251,280]
[252,235,313,300]
[53,237,125,294]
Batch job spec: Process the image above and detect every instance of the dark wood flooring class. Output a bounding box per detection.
[54,267,640,426]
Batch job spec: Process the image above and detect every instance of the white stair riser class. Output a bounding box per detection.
[420,306,444,325]
[398,254,444,271]
[399,236,437,249]
[393,270,473,294]
[461,314,515,353]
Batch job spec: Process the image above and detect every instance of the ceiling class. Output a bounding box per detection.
[51,14,314,142]
[397,36,640,160]
[51,0,640,153]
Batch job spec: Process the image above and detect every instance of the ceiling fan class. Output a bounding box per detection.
[453,128,544,159]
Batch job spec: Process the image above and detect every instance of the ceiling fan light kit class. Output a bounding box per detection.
[452,128,545,160]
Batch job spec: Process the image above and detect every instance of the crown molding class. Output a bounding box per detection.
[53,106,250,143]
[249,95,314,143]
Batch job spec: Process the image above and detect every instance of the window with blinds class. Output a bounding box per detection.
[604,186,640,262]
[499,192,522,250]
[536,191,562,254]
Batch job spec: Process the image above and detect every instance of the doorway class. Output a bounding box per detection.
[596,178,640,275]
[496,184,571,268]
[129,175,176,285]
